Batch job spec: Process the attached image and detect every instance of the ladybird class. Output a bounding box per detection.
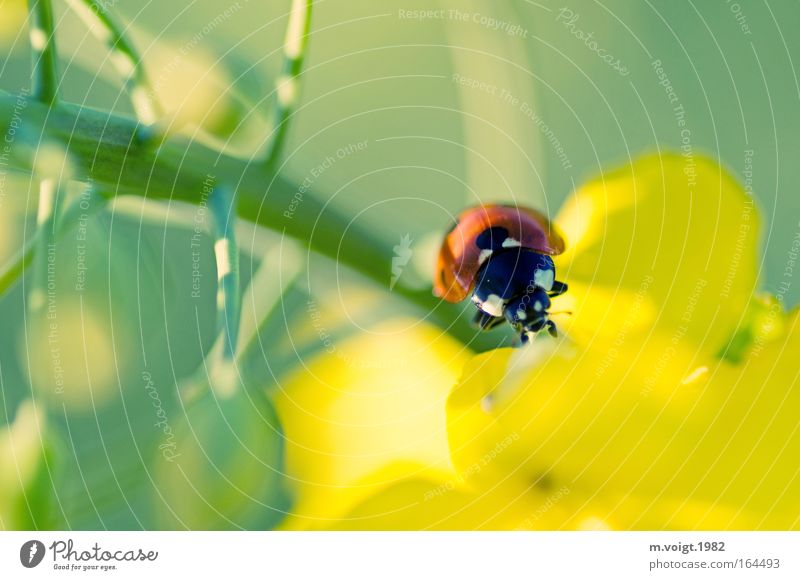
[434,204,568,343]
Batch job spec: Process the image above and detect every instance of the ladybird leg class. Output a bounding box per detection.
[548,280,568,297]
[483,316,506,330]
[472,309,505,330]
[545,319,558,338]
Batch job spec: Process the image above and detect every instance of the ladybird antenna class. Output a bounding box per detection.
[548,310,573,316]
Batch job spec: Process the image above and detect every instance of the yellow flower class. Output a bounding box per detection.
[446,153,798,529]
[275,317,471,529]
[447,315,799,529]
[553,153,759,355]
[279,153,797,529]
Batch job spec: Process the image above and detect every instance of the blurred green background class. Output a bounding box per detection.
[1,0,798,528]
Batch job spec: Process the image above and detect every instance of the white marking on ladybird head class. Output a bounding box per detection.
[533,268,555,291]
[516,309,527,320]
[480,293,505,317]
[477,248,493,265]
[533,300,543,312]
[502,237,522,248]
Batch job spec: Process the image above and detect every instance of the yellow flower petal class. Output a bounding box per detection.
[562,494,759,531]
[555,153,759,354]
[447,310,800,529]
[322,466,566,530]
[275,318,471,526]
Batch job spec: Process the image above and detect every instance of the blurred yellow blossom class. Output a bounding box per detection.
[279,153,798,530]
[0,0,26,50]
[275,317,470,529]
[23,298,119,411]
[446,153,798,530]
[447,315,799,529]
[553,153,759,355]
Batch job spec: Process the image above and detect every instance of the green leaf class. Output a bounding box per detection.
[153,383,290,530]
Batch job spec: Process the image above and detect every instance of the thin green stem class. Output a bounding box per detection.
[28,178,61,313]
[27,0,59,105]
[0,91,499,350]
[205,186,242,397]
[264,0,313,167]
[0,187,105,297]
[64,0,160,125]
[210,186,241,360]
[0,242,33,298]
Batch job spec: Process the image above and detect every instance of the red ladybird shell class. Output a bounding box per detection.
[434,204,565,303]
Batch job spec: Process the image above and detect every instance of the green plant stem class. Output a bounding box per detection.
[0,91,499,350]
[264,0,314,167]
[28,177,62,313]
[209,186,241,360]
[27,0,59,104]
[0,187,105,296]
[64,0,161,124]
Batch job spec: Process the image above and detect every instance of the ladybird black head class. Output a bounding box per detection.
[469,244,568,345]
